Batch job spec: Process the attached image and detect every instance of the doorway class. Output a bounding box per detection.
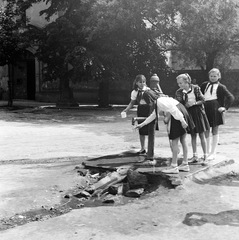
[12,51,36,100]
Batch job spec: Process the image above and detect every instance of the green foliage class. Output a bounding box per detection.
[79,0,169,81]
[27,0,170,86]
[33,16,79,82]
[0,0,31,66]
[174,0,239,71]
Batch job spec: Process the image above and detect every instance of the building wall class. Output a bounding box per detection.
[168,50,239,71]
[0,1,56,101]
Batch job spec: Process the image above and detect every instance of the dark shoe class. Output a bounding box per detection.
[188,156,201,164]
[137,149,146,155]
[141,159,157,166]
[201,160,209,166]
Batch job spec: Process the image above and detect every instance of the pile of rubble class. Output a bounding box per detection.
[69,164,153,204]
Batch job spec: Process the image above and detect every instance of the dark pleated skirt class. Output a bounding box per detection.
[188,105,210,134]
[204,100,224,127]
[169,103,195,140]
[137,104,150,136]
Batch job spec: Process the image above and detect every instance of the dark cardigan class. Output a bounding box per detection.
[200,81,235,110]
[175,84,205,106]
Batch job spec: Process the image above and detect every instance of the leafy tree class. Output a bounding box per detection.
[141,0,239,77]
[173,0,239,73]
[28,0,97,107]
[0,0,31,106]
[3,0,238,106]
[31,17,80,107]
[79,0,170,106]
[26,0,170,107]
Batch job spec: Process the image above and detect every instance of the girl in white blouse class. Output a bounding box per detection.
[201,68,234,160]
[121,75,150,155]
[136,90,195,174]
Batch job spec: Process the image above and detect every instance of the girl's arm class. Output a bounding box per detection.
[122,100,136,113]
[194,86,205,105]
[223,86,235,110]
[175,90,184,104]
[163,112,171,124]
[137,105,188,129]
[186,86,204,108]
[136,110,156,128]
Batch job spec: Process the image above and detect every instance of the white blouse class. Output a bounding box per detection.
[183,88,196,105]
[204,82,218,101]
[130,86,150,101]
[142,97,187,127]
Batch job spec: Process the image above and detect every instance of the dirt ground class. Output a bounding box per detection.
[0,103,239,240]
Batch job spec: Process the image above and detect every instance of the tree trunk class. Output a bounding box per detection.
[98,76,110,108]
[205,52,216,73]
[7,64,13,107]
[56,77,78,108]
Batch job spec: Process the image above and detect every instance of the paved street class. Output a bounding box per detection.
[0,101,135,161]
[0,101,239,240]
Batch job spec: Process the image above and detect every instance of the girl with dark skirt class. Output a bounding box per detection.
[201,68,234,160]
[175,73,210,163]
[121,75,151,155]
[136,90,195,173]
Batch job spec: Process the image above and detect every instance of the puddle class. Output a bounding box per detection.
[183,210,239,226]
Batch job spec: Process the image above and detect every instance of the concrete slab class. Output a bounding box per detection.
[82,150,145,170]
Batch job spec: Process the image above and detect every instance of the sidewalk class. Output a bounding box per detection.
[0,100,128,109]
[0,100,55,108]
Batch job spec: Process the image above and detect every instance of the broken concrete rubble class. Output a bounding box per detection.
[102,194,117,204]
[125,188,145,198]
[85,171,127,197]
[127,169,148,189]
[73,166,165,204]
[74,190,91,199]
[108,183,124,195]
[76,168,89,176]
[72,154,204,205]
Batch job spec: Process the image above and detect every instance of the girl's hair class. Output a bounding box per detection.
[208,68,221,79]
[133,74,146,90]
[176,73,192,84]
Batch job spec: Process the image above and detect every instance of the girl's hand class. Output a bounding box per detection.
[185,102,194,108]
[163,116,170,124]
[185,102,191,108]
[158,111,165,116]
[135,123,143,130]
[181,122,188,129]
[218,107,226,113]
